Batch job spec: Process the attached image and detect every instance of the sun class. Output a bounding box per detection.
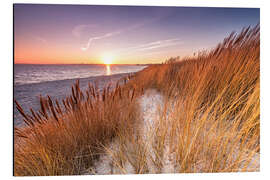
[102,54,114,65]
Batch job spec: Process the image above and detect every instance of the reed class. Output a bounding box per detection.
[14,80,141,176]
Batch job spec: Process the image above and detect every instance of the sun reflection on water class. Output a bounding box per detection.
[106,65,111,75]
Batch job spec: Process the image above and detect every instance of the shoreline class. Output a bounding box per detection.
[14,71,140,127]
[14,71,141,87]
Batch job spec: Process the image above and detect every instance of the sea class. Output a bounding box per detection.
[14,64,147,126]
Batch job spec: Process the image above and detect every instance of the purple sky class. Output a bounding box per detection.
[14,4,259,64]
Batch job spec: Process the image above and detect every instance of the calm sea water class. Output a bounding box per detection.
[14,64,147,126]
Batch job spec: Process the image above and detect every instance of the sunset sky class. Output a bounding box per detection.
[14,4,259,64]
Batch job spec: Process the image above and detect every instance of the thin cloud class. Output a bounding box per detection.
[72,24,97,38]
[115,38,182,54]
[81,30,122,51]
[137,39,182,51]
[78,17,161,51]
[34,36,47,44]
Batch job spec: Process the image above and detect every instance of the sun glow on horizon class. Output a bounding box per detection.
[102,54,114,65]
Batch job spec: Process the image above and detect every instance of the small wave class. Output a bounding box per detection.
[14,65,147,86]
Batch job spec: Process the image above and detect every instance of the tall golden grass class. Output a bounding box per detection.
[14,24,259,175]
[100,24,260,173]
[14,80,141,175]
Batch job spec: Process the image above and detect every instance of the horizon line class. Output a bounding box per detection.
[14,63,158,65]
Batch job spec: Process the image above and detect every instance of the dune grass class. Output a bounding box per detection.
[108,24,260,173]
[14,80,141,176]
[14,25,260,175]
